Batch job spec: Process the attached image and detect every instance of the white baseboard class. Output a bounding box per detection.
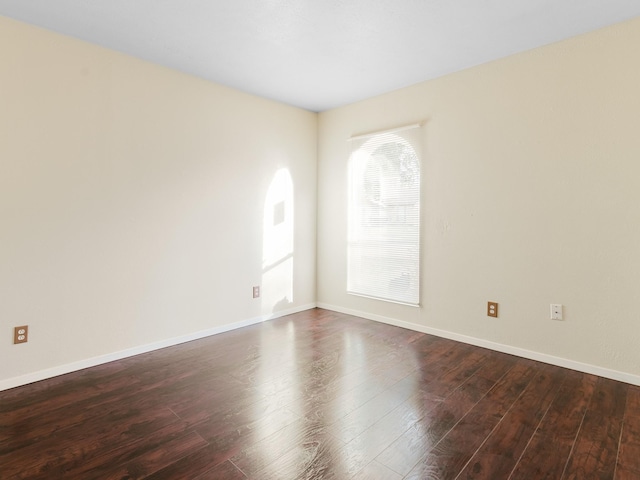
[0,303,317,392]
[317,302,640,387]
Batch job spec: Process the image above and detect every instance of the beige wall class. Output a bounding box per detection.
[3,14,639,389]
[318,17,640,382]
[0,17,317,387]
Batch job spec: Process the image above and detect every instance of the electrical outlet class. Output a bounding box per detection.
[252,286,260,298]
[487,302,498,318]
[14,325,28,344]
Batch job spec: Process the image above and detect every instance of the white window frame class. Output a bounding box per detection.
[347,124,422,306]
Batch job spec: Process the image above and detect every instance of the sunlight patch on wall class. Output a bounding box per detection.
[262,168,294,313]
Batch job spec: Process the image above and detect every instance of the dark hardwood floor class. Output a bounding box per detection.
[1,308,638,479]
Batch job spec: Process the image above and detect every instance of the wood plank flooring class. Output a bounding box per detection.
[1,308,638,479]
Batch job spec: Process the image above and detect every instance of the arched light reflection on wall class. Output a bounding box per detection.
[262,168,294,312]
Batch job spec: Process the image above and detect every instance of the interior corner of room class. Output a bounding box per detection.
[1,13,640,392]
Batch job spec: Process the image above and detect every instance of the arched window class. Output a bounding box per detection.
[348,126,421,305]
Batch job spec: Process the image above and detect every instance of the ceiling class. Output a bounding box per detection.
[1,1,639,112]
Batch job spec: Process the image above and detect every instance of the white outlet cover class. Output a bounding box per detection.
[550,304,563,320]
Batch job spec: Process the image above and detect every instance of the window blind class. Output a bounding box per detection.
[347,124,422,306]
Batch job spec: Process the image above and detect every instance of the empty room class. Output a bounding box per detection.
[1,1,639,479]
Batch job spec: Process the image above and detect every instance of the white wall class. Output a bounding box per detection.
[0,17,317,389]
[318,17,640,383]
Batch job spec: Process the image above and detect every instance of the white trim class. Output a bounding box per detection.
[317,302,640,387]
[347,291,420,308]
[348,122,422,141]
[0,303,316,392]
